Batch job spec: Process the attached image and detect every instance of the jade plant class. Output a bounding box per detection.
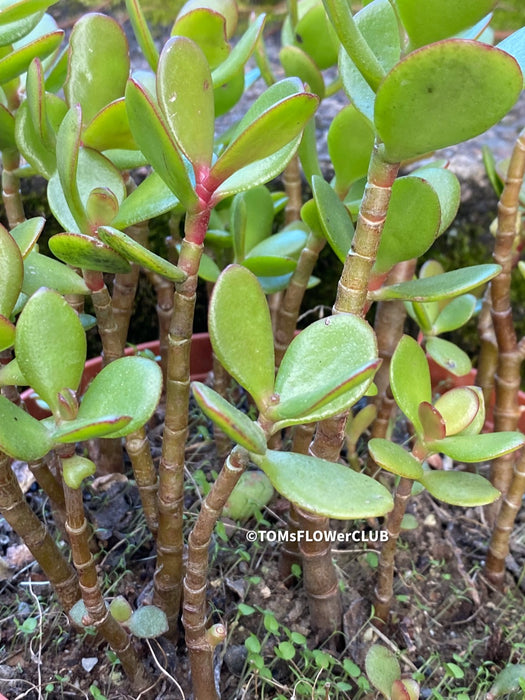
[1,0,525,696]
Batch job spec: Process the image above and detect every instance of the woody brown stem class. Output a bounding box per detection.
[0,450,79,612]
[212,350,232,460]
[183,446,248,700]
[147,271,174,383]
[486,450,525,588]
[28,456,66,510]
[476,294,498,409]
[2,148,25,228]
[154,207,209,635]
[487,128,525,523]
[283,154,303,225]
[373,476,412,625]
[126,429,159,536]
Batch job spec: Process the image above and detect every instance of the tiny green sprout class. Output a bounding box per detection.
[62,456,96,490]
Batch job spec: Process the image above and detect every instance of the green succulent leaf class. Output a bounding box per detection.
[247,229,307,262]
[9,216,44,258]
[396,0,496,49]
[197,251,220,282]
[0,224,24,317]
[22,250,90,296]
[51,415,133,443]
[368,438,424,480]
[433,386,480,437]
[498,28,525,87]
[370,264,501,302]
[0,17,62,84]
[15,288,86,416]
[157,36,215,169]
[48,233,132,274]
[0,357,25,386]
[432,294,477,334]
[111,171,180,230]
[54,105,87,232]
[428,432,525,462]
[209,264,275,410]
[419,470,499,506]
[223,470,274,521]
[15,92,66,179]
[171,7,229,70]
[0,315,15,351]
[0,394,53,460]
[125,0,159,71]
[211,13,265,88]
[375,175,441,274]
[487,664,525,699]
[86,187,120,228]
[65,13,129,124]
[375,41,523,163]
[312,175,353,263]
[128,605,168,639]
[97,226,186,282]
[82,99,137,152]
[125,78,198,209]
[390,335,431,435]
[77,356,162,438]
[241,185,275,253]
[286,0,340,70]
[272,313,379,426]
[409,165,461,236]
[253,449,393,518]
[0,102,14,148]
[0,8,43,47]
[280,45,325,98]
[61,455,96,489]
[177,0,238,39]
[0,0,57,27]
[327,105,374,196]
[418,401,446,441]
[365,645,401,697]
[242,255,296,277]
[109,595,133,623]
[426,336,472,377]
[192,381,267,454]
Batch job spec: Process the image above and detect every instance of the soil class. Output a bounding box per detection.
[1,401,525,700]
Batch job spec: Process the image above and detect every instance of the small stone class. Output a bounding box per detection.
[260,585,271,599]
[81,657,98,672]
[424,514,437,527]
[224,645,247,675]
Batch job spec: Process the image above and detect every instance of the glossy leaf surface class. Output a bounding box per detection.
[433,294,476,334]
[370,264,501,302]
[22,250,90,296]
[111,171,179,229]
[0,103,14,148]
[420,470,499,506]
[428,432,525,462]
[211,13,264,88]
[390,335,431,435]
[171,8,228,69]
[0,8,42,47]
[209,265,275,410]
[433,387,480,436]
[280,45,325,98]
[312,175,353,263]
[78,356,162,438]
[65,13,129,124]
[368,438,424,480]
[376,41,522,163]
[327,105,374,195]
[52,414,132,443]
[253,449,393,518]
[97,226,186,282]
[418,402,446,442]
[15,288,86,416]
[61,455,96,489]
[272,314,378,426]
[9,216,43,257]
[83,99,137,152]
[426,336,471,377]
[0,315,15,351]
[125,0,158,70]
[49,233,132,274]
[0,395,53,460]
[0,225,23,317]
[410,166,461,236]
[0,22,62,84]
[192,381,267,454]
[157,36,214,169]
[125,79,198,209]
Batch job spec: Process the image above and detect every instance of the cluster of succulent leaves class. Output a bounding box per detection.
[365,645,420,700]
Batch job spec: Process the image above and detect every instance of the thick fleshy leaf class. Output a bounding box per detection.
[196,251,220,282]
[390,335,431,434]
[272,314,378,426]
[209,265,275,410]
[0,23,62,84]
[396,0,496,49]
[82,99,137,152]
[97,226,186,282]
[418,402,446,441]
[433,386,480,436]
[52,415,132,443]
[77,356,162,438]
[171,8,228,69]
[312,175,353,263]
[65,13,129,124]
[498,28,525,87]
[0,225,23,317]
[0,394,53,460]
[426,336,472,377]
[433,294,477,334]
[0,0,57,25]
[241,186,275,253]
[61,455,96,489]
[368,438,424,480]
[370,264,501,302]
[109,596,133,622]
[223,470,273,520]
[125,0,158,71]
[192,381,267,454]
[243,256,296,276]
[15,288,86,416]
[375,41,523,163]
[375,175,441,274]
[49,233,131,274]
[419,470,499,506]
[409,166,461,236]
[22,250,90,296]
[49,145,126,234]
[128,605,168,639]
[0,9,42,47]
[286,0,339,70]
[327,105,374,195]
[211,13,265,88]
[86,187,120,228]
[246,229,307,262]
[280,45,325,98]
[55,105,87,231]
[252,449,393,518]
[211,86,318,184]
[157,36,214,169]
[177,0,238,40]
[125,78,198,209]
[213,138,301,202]
[10,216,43,257]
[0,315,15,351]
[427,432,525,462]
[487,664,525,699]
[339,48,375,127]
[0,102,14,148]
[365,645,401,697]
[112,171,179,229]
[0,357,25,386]
[214,67,244,116]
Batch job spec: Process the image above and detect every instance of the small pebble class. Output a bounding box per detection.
[81,657,98,672]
